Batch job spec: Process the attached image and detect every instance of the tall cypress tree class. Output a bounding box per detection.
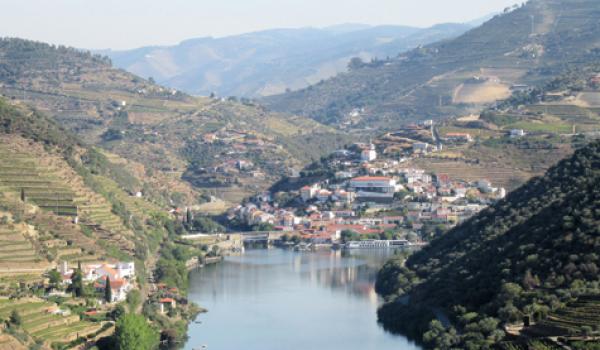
[186,208,192,226]
[71,261,84,297]
[104,277,112,303]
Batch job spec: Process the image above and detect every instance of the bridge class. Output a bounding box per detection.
[235,231,289,245]
[181,231,292,247]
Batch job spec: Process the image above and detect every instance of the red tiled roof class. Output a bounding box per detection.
[95,276,127,289]
[160,298,175,303]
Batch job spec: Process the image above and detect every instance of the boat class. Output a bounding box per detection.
[345,239,411,249]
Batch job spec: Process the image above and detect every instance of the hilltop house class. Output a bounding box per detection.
[159,298,177,314]
[510,129,526,138]
[412,142,429,153]
[316,189,332,202]
[444,132,473,143]
[58,261,135,284]
[300,184,320,202]
[94,276,132,303]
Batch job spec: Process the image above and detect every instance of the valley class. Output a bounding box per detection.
[0,0,600,349]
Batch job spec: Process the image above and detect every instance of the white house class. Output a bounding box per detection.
[361,149,377,162]
[316,189,332,202]
[300,185,320,202]
[117,262,135,279]
[510,129,526,138]
[95,277,132,303]
[412,142,429,153]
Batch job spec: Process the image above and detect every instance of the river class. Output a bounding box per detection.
[184,248,420,350]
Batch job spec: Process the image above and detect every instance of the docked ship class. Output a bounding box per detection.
[345,239,411,249]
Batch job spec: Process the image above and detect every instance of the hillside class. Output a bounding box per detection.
[375,59,600,191]
[0,97,181,348]
[0,94,219,349]
[375,140,600,349]
[102,23,471,97]
[264,0,600,129]
[0,98,171,260]
[0,38,350,206]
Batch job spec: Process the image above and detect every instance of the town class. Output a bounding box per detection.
[226,136,507,248]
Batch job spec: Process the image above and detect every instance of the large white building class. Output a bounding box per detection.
[349,176,397,203]
[300,184,320,202]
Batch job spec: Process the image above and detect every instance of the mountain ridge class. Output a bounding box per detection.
[263,0,600,129]
[100,22,472,97]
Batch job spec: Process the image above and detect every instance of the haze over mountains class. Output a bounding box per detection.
[265,0,600,129]
[101,22,474,98]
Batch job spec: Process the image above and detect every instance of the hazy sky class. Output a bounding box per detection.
[1,0,518,50]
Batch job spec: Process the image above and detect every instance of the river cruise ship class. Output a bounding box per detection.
[345,239,411,249]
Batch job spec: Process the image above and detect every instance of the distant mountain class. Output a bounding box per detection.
[376,140,600,348]
[100,23,472,97]
[264,0,600,129]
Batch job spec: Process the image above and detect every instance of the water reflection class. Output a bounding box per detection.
[185,248,420,350]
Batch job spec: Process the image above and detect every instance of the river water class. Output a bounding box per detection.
[184,248,420,350]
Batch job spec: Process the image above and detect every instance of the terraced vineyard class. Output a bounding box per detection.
[0,333,26,350]
[0,138,135,253]
[526,295,600,337]
[499,339,563,350]
[33,212,105,264]
[409,158,532,190]
[0,298,105,346]
[523,104,600,133]
[0,148,78,217]
[0,220,50,282]
[87,175,160,221]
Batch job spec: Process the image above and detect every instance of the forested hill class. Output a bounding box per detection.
[264,0,600,129]
[376,140,600,348]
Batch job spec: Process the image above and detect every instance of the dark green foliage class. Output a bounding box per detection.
[9,309,22,326]
[48,269,62,287]
[190,216,224,233]
[69,262,84,298]
[104,277,112,303]
[185,208,192,225]
[126,289,142,312]
[0,98,81,153]
[0,38,110,81]
[375,257,418,297]
[251,222,275,231]
[340,230,360,243]
[110,304,127,321]
[155,258,188,291]
[100,128,124,142]
[81,147,140,192]
[377,141,600,347]
[115,313,159,350]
